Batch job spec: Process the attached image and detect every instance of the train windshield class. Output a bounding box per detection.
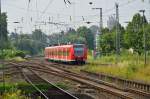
[74,44,84,56]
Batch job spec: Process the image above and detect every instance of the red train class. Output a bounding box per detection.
[44,44,87,64]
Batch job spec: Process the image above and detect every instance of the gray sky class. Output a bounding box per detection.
[2,0,150,34]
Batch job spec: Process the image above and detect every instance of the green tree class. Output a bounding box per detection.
[32,29,47,44]
[100,25,125,55]
[145,24,150,52]
[0,13,8,50]
[77,26,94,49]
[100,31,116,54]
[32,29,48,53]
[124,13,148,55]
[10,31,48,55]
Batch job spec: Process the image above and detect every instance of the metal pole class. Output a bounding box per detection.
[100,8,103,32]
[115,3,120,64]
[143,11,146,66]
[143,10,146,65]
[99,8,102,57]
[92,8,103,58]
[139,10,146,65]
[0,0,1,43]
[0,0,1,17]
[0,0,5,92]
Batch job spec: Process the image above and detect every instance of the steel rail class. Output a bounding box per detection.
[21,69,49,99]
[4,62,79,99]
[8,61,134,99]
[26,61,150,99]
[32,71,79,99]
[28,66,134,99]
[27,61,150,97]
[4,61,150,98]
[38,63,150,98]
[81,70,150,93]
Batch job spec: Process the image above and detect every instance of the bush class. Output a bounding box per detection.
[82,53,150,82]
[9,57,26,62]
[2,90,28,99]
[0,49,15,59]
[15,51,26,58]
[0,49,27,59]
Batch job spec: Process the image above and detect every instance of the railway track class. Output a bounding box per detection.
[22,69,78,99]
[3,61,78,99]
[0,75,3,82]
[6,61,150,99]
[42,61,150,92]
[33,61,150,99]
[3,61,150,99]
[80,70,150,93]
[29,60,150,97]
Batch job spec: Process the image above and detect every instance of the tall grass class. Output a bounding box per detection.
[0,82,69,99]
[82,52,150,83]
[2,90,29,99]
[0,49,27,60]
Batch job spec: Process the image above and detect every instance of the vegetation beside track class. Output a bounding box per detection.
[0,90,28,99]
[6,57,26,62]
[80,53,150,83]
[0,82,69,93]
[0,82,69,99]
[0,49,26,61]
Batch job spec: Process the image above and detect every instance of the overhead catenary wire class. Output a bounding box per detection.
[4,0,148,34]
[64,0,71,5]
[26,0,33,33]
[36,0,39,20]
[38,0,54,20]
[4,0,140,20]
[34,0,54,33]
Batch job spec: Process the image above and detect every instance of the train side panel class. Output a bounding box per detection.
[45,44,87,63]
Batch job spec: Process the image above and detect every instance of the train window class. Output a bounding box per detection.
[52,49,53,56]
[50,50,51,56]
[63,49,65,56]
[62,48,69,56]
[74,44,84,56]
[66,49,69,56]
[58,49,62,56]
[49,50,50,56]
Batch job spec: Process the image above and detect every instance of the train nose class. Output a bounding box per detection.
[76,56,83,60]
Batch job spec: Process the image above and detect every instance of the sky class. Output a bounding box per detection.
[1,0,150,34]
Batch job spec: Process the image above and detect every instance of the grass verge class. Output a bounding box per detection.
[0,82,69,93]
[0,82,69,99]
[81,53,150,83]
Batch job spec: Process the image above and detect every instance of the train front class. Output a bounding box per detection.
[73,44,87,64]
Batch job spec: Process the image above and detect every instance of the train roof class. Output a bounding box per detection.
[45,44,73,49]
[45,44,85,49]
